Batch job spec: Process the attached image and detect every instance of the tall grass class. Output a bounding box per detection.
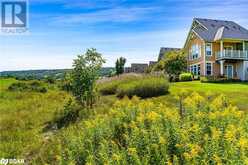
[0,79,70,158]
[98,74,169,98]
[116,77,169,98]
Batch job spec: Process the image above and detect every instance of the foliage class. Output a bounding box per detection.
[108,69,117,77]
[44,76,56,84]
[116,76,169,98]
[59,72,73,92]
[52,99,81,129]
[8,81,47,93]
[33,93,248,164]
[71,48,105,107]
[200,76,241,83]
[0,68,115,80]
[179,73,193,81]
[153,51,187,80]
[115,57,126,75]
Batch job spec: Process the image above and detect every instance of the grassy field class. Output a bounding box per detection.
[0,78,247,163]
[0,79,71,158]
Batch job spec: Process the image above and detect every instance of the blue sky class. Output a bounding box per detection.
[1,0,248,71]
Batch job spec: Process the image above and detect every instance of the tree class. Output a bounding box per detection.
[153,51,187,81]
[115,57,126,75]
[71,48,105,107]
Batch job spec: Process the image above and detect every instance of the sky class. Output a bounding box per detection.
[0,0,248,71]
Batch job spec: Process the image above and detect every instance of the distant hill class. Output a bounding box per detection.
[0,67,114,79]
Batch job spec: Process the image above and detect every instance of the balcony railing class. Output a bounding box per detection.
[216,50,248,60]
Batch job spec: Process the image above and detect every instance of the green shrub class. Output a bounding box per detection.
[179,73,193,81]
[116,77,169,98]
[8,81,47,93]
[51,99,80,129]
[200,76,241,83]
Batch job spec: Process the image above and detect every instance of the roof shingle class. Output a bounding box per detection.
[193,18,248,41]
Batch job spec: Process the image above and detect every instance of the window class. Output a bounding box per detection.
[206,43,212,56]
[198,64,201,75]
[206,63,212,75]
[190,64,201,75]
[193,65,197,75]
[190,65,193,73]
[190,44,201,60]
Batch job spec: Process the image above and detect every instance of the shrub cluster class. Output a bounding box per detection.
[8,81,47,93]
[179,73,193,81]
[51,99,80,129]
[36,93,248,164]
[98,74,169,98]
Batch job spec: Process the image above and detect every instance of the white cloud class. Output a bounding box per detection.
[52,6,158,24]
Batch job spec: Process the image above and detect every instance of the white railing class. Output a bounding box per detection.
[216,50,248,60]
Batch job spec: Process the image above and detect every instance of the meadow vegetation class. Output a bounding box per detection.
[30,91,248,164]
[1,72,248,164]
[0,79,70,158]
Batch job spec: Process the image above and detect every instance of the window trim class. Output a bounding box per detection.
[190,62,201,76]
[190,44,201,60]
[206,62,213,76]
[205,43,212,56]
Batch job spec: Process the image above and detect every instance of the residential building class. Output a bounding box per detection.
[149,61,157,67]
[184,18,248,80]
[131,63,148,73]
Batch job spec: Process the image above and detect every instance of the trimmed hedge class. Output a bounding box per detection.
[200,76,241,83]
[179,73,193,81]
[116,77,169,98]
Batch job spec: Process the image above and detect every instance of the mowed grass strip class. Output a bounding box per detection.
[168,81,248,110]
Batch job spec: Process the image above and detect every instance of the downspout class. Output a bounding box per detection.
[203,42,206,76]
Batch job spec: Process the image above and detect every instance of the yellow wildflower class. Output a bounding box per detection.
[213,154,222,165]
[159,137,166,144]
[211,127,221,140]
[112,153,121,161]
[128,147,137,155]
[183,152,191,160]
[238,137,248,149]
[224,125,236,142]
[146,111,160,122]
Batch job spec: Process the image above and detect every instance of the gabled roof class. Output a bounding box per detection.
[193,18,248,41]
[158,47,181,61]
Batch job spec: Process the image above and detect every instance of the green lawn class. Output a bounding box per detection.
[168,81,248,110]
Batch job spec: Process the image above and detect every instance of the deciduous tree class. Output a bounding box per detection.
[71,48,105,107]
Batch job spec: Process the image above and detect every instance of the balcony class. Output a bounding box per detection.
[216,50,248,60]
